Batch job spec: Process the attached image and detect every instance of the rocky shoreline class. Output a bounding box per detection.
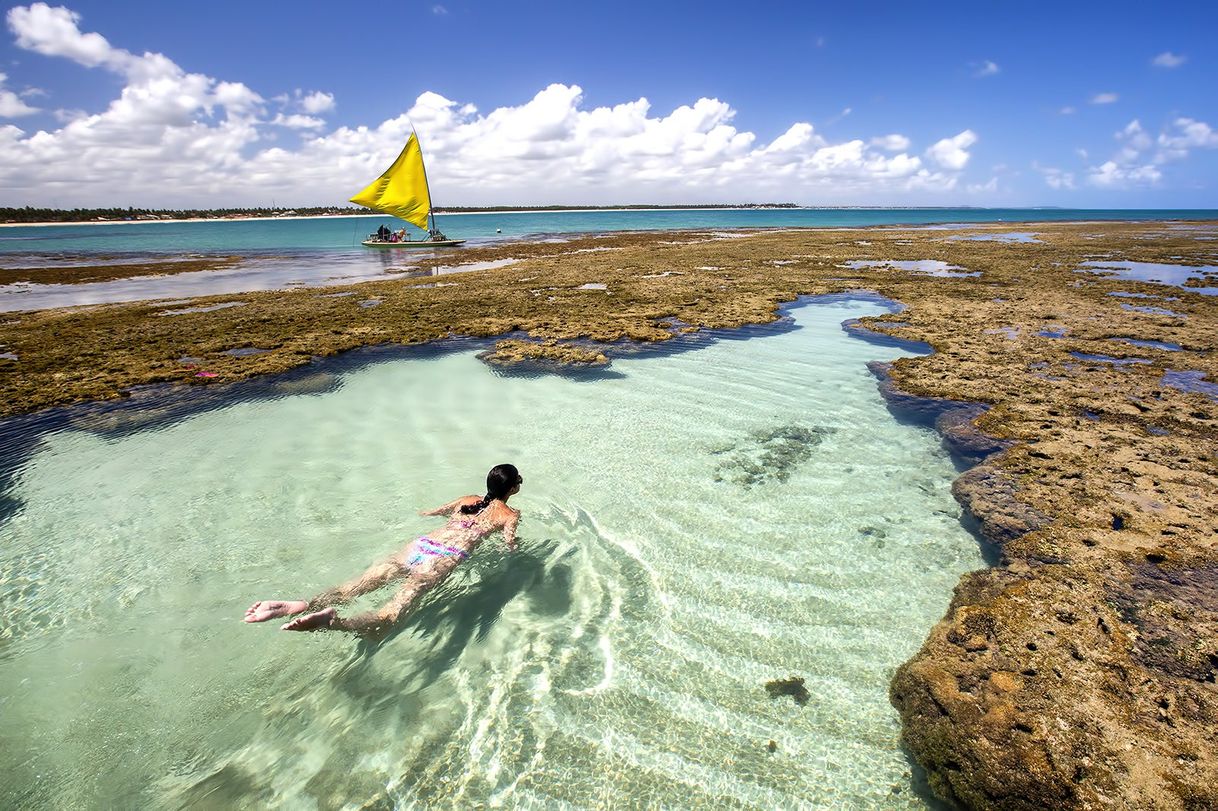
[1,221,1216,808]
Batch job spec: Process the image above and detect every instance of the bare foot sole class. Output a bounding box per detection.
[244,600,309,623]
[282,608,336,632]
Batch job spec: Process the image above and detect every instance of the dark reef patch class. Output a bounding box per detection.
[711,423,834,487]
[765,676,811,706]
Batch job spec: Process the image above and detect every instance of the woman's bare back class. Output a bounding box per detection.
[422,495,520,554]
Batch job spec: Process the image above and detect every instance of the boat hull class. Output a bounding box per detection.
[361,239,466,248]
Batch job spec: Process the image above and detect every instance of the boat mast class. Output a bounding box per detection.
[412,127,436,233]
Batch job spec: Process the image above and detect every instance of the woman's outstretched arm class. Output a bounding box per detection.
[418,495,477,516]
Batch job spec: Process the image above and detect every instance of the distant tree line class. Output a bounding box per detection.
[0,205,364,223]
[0,202,800,223]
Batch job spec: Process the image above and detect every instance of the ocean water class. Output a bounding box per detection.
[1,207,1215,254]
[0,297,983,809]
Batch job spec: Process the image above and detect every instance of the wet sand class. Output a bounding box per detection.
[2,221,1217,808]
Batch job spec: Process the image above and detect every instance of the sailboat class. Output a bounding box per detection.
[350,130,466,248]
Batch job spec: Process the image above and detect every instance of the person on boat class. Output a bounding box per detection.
[396,228,407,242]
[243,464,523,635]
[376,224,390,241]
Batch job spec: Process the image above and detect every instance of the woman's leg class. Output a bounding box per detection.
[304,560,402,611]
[244,560,402,623]
[282,563,451,634]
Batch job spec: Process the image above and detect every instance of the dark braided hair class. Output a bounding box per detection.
[460,463,522,514]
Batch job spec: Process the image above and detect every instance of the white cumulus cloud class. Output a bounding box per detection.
[926,130,977,170]
[0,72,39,117]
[1156,117,1218,163]
[1114,119,1151,163]
[1158,117,1218,150]
[0,4,984,207]
[272,113,325,129]
[1090,92,1119,105]
[1083,119,1160,186]
[8,2,124,69]
[299,90,334,114]
[1151,52,1186,68]
[871,134,911,152]
[1088,161,1160,187]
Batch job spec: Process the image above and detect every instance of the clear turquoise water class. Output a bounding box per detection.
[0,297,983,808]
[1,208,1215,254]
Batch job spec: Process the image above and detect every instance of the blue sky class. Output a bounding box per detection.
[0,1,1215,207]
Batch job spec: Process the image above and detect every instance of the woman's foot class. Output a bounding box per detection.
[244,600,309,623]
[281,607,336,632]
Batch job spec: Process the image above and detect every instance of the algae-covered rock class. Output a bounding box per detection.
[951,464,1053,549]
[891,563,1218,810]
[480,338,609,367]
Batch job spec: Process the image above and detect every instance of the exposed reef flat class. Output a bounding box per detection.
[0,255,243,286]
[2,221,1217,808]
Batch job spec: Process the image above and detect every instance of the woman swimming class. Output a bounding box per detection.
[243,464,522,635]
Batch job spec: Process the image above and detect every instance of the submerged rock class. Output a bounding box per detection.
[712,423,834,487]
[765,676,810,706]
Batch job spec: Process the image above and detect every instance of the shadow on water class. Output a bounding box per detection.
[174,545,572,810]
[333,539,570,695]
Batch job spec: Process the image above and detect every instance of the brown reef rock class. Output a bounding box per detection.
[480,338,609,367]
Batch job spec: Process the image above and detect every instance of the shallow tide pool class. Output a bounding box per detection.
[0,298,983,809]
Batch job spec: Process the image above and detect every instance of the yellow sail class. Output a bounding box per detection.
[349,132,432,231]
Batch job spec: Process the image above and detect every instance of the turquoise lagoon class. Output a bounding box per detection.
[0,296,984,808]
